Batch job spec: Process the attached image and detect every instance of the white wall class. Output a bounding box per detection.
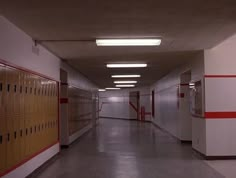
[151,52,205,144]
[99,87,151,120]
[0,16,60,81]
[60,61,97,91]
[204,34,236,156]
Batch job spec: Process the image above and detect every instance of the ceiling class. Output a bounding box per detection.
[0,1,236,88]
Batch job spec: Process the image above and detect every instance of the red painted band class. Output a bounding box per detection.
[180,83,189,86]
[205,112,236,118]
[205,75,236,78]
[0,141,59,177]
[60,98,68,103]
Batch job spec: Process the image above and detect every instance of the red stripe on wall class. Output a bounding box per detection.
[205,112,236,119]
[205,75,236,78]
[60,98,68,103]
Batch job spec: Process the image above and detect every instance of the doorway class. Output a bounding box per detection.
[129,91,140,120]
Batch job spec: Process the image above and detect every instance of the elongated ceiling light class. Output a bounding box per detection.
[96,39,161,46]
[111,75,141,78]
[105,88,121,90]
[116,85,135,87]
[114,81,137,84]
[107,63,147,68]
[98,89,106,92]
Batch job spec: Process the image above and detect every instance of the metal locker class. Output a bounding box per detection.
[0,64,6,174]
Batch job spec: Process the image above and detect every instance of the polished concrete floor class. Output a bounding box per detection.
[33,119,224,178]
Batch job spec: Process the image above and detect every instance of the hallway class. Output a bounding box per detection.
[32,119,223,178]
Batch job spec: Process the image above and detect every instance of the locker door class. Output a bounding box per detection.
[38,78,44,149]
[11,69,19,165]
[0,64,6,174]
[24,73,31,158]
[19,71,25,161]
[5,67,15,169]
[29,75,36,154]
[34,76,39,152]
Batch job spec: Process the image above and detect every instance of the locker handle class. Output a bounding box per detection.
[0,135,2,144]
[14,131,17,139]
[7,133,10,142]
[20,130,23,137]
[7,84,10,92]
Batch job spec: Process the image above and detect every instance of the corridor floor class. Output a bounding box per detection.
[33,119,224,178]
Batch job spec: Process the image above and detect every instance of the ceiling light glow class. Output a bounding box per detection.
[114,81,137,84]
[98,89,106,92]
[96,39,161,46]
[105,88,121,90]
[107,64,147,68]
[112,75,141,78]
[116,85,135,87]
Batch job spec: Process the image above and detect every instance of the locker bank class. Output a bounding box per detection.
[0,1,236,178]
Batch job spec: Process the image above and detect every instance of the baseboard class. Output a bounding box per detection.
[68,124,93,145]
[2,142,60,178]
[180,140,192,144]
[60,145,69,149]
[100,117,151,123]
[100,116,137,120]
[193,148,236,160]
[26,154,59,178]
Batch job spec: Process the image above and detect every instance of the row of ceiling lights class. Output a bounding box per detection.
[97,38,161,92]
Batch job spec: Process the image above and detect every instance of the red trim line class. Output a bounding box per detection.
[0,141,59,177]
[60,98,68,103]
[205,75,236,78]
[129,101,138,113]
[180,83,189,86]
[0,59,59,82]
[205,112,236,119]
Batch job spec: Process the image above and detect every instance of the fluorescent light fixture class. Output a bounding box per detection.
[105,88,121,90]
[98,89,106,92]
[112,75,141,78]
[116,85,135,87]
[96,39,161,46]
[107,64,147,68]
[189,83,195,86]
[114,81,137,84]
